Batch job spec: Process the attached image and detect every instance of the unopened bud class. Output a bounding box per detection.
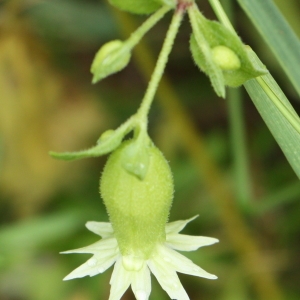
[212,45,241,71]
[91,40,131,83]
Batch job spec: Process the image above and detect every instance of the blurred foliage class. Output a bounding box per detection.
[0,0,300,300]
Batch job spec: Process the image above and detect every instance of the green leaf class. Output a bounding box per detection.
[244,52,300,179]
[109,0,162,15]
[236,0,300,96]
[49,118,135,161]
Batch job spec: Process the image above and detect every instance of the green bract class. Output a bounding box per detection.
[49,118,135,160]
[91,40,131,84]
[109,0,162,15]
[189,8,268,97]
[100,140,174,259]
[120,138,151,180]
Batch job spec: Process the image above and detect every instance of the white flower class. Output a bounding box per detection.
[62,216,218,300]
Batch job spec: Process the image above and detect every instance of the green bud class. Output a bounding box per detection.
[189,9,268,97]
[91,40,131,84]
[212,45,241,71]
[97,129,115,144]
[100,140,173,259]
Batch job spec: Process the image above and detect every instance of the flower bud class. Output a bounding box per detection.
[211,45,241,71]
[97,129,115,144]
[100,140,173,259]
[91,40,131,83]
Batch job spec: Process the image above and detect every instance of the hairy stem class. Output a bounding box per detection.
[125,5,171,50]
[137,8,184,125]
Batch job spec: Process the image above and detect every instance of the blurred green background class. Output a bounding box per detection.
[0,0,300,299]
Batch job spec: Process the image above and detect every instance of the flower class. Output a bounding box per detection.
[62,215,218,300]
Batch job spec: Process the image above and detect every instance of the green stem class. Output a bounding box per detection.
[124,5,171,50]
[219,0,253,207]
[136,9,184,125]
[207,0,236,34]
[228,88,253,207]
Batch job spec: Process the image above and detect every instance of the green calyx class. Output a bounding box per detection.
[100,140,174,259]
[188,6,268,98]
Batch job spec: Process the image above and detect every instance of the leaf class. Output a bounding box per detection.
[236,0,300,96]
[244,52,300,179]
[49,118,135,160]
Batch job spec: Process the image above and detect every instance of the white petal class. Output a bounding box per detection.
[109,258,132,300]
[148,255,190,300]
[86,221,114,238]
[166,234,219,251]
[165,215,198,234]
[131,264,151,300]
[157,245,217,280]
[63,250,118,280]
[60,238,117,254]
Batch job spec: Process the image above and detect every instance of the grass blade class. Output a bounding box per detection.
[244,73,300,179]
